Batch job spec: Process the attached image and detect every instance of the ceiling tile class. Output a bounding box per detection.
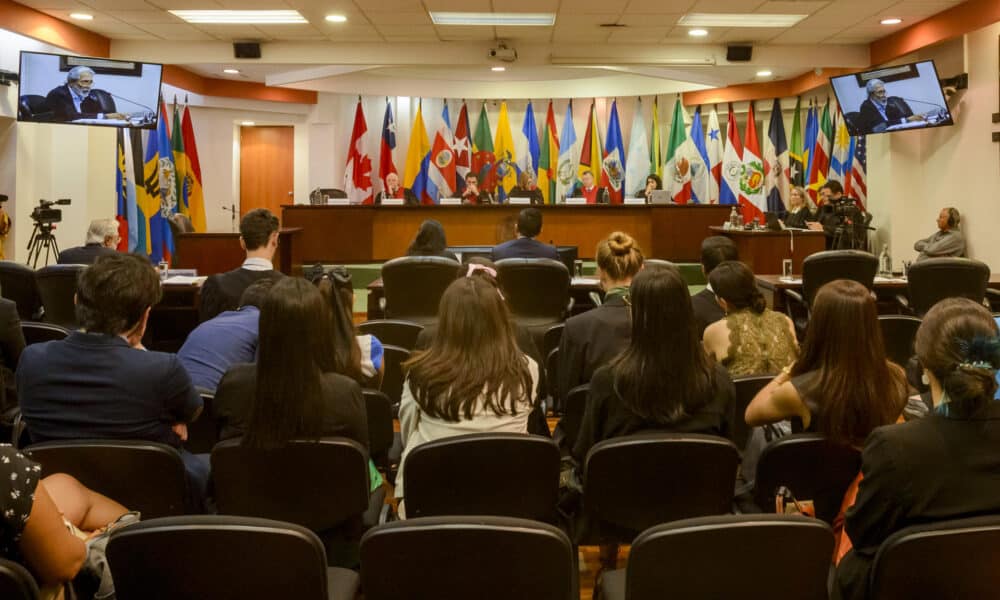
[253,23,326,38]
[282,0,356,9]
[557,0,628,14]
[78,0,161,9]
[212,0,292,8]
[687,0,768,12]
[755,0,828,13]
[496,0,559,10]
[423,0,491,9]
[822,36,879,44]
[719,26,786,42]
[144,0,224,9]
[434,25,496,40]
[355,0,425,11]
[110,32,162,40]
[322,24,381,40]
[551,27,610,43]
[616,13,681,26]
[768,27,834,44]
[553,14,619,26]
[104,9,183,23]
[375,24,439,40]
[625,0,697,13]
[136,23,217,39]
[15,0,88,9]
[494,25,556,40]
[364,11,431,25]
[188,24,270,40]
[607,27,669,43]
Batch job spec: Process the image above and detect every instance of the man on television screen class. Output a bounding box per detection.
[46,66,126,122]
[856,79,925,133]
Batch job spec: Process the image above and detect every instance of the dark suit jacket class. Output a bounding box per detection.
[199,267,283,322]
[857,97,914,134]
[491,237,560,262]
[836,404,1000,600]
[0,298,24,413]
[375,189,418,205]
[557,294,631,403]
[691,287,725,340]
[57,243,118,265]
[45,85,117,122]
[508,187,543,205]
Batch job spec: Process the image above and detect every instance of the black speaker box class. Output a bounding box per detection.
[726,45,752,62]
[233,42,261,59]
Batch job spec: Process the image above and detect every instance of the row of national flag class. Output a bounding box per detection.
[342,97,866,213]
[115,97,207,263]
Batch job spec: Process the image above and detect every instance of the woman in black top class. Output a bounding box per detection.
[508,170,544,205]
[780,186,815,229]
[406,219,458,262]
[635,174,663,200]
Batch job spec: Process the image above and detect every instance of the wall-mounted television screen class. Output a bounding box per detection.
[17,51,163,129]
[829,60,954,136]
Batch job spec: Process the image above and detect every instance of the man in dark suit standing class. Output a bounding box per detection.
[46,66,126,122]
[199,208,283,321]
[491,208,560,261]
[57,218,120,265]
[691,236,738,339]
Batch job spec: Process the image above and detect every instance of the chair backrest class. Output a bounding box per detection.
[753,433,861,524]
[381,256,458,324]
[906,257,990,316]
[0,559,39,600]
[403,433,560,521]
[541,323,564,359]
[878,315,922,367]
[169,213,195,234]
[107,515,332,600]
[24,440,189,518]
[731,375,774,451]
[496,258,571,321]
[361,388,394,462]
[18,94,52,121]
[35,264,85,328]
[211,437,369,532]
[558,383,590,451]
[20,321,69,346]
[643,258,676,271]
[545,347,559,404]
[380,344,410,406]
[360,516,575,600]
[0,261,42,320]
[869,515,1000,600]
[801,250,877,306]
[624,515,833,600]
[184,393,219,455]
[358,319,424,351]
[584,433,740,536]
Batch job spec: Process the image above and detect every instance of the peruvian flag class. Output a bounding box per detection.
[344,99,373,204]
[740,101,766,222]
[378,100,397,197]
[719,103,742,206]
[454,102,472,194]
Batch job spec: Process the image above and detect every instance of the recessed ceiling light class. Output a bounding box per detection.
[241,121,255,126]
[679,13,806,27]
[491,66,506,72]
[223,68,240,74]
[429,12,555,26]
[325,14,347,23]
[880,18,902,25]
[169,10,307,24]
[756,70,772,77]
[688,28,708,37]
[70,13,93,20]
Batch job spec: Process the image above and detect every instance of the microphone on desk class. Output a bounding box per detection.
[106,92,157,114]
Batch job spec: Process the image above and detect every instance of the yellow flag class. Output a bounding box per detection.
[493,102,518,200]
[403,102,429,188]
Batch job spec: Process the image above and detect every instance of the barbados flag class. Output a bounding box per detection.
[140,99,176,263]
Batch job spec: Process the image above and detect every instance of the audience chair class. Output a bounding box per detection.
[732,375,774,451]
[24,440,189,518]
[545,347,559,410]
[380,344,410,408]
[18,94,53,121]
[878,315,922,367]
[184,392,219,455]
[20,321,69,346]
[360,516,576,600]
[0,261,42,320]
[361,389,394,471]
[897,257,989,317]
[556,384,590,452]
[0,559,39,600]
[106,515,359,600]
[35,264,85,328]
[753,433,861,524]
[598,514,834,600]
[643,258,676,271]
[380,256,458,325]
[542,323,565,360]
[868,515,1000,600]
[496,258,572,349]
[784,250,877,335]
[358,319,423,351]
[402,433,560,521]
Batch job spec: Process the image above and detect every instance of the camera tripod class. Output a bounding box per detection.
[26,221,60,268]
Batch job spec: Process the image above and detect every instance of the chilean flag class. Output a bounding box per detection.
[454,102,472,194]
[344,99,373,204]
[719,103,742,206]
[740,101,766,222]
[378,100,397,197]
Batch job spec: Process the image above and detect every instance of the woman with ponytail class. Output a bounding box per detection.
[835,298,1000,600]
[702,261,798,376]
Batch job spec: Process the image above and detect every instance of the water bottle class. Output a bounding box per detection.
[878,244,891,276]
[729,206,739,229]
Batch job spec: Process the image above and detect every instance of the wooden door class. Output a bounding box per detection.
[239,126,294,216]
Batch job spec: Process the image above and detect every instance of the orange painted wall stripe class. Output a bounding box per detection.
[683,68,855,107]
[161,65,317,104]
[870,0,1000,66]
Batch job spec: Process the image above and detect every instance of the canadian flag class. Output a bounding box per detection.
[344,99,373,204]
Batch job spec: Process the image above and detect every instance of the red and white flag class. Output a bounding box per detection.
[739,101,766,222]
[344,99,373,204]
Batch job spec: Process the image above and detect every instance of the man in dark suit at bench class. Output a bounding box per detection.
[491,208,560,262]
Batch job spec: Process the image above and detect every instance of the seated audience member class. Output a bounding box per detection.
[177,279,274,393]
[310,267,382,388]
[576,170,609,204]
[558,232,643,405]
[199,208,283,321]
[509,170,544,205]
[396,276,539,508]
[836,298,1000,600]
[780,186,814,229]
[455,172,492,205]
[17,254,207,489]
[636,174,662,200]
[0,447,129,592]
[703,261,798,376]
[691,236,739,338]
[913,207,965,261]
[56,218,120,265]
[491,208,560,261]
[406,219,459,261]
[0,296,24,413]
[375,172,418,205]
[572,267,735,464]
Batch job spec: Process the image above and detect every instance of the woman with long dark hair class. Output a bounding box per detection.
[406,219,458,261]
[310,269,370,386]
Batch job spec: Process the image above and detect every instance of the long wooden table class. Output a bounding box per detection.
[709,226,827,275]
[282,204,731,263]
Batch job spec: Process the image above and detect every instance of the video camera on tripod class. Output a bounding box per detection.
[31,198,70,226]
[27,198,71,267]
[823,198,871,250]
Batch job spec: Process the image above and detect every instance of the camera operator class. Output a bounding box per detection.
[57,218,120,265]
[807,181,870,250]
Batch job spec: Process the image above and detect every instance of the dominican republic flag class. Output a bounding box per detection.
[428,103,456,200]
[603,100,626,204]
[719,103,742,206]
[706,106,723,203]
[344,99,373,204]
[740,101,766,222]
[378,100,397,195]
[688,106,713,204]
[763,98,789,212]
[453,102,472,194]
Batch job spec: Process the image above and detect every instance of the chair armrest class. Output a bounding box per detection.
[588,291,603,307]
[565,296,575,316]
[896,294,913,314]
[783,289,804,318]
[985,289,1000,312]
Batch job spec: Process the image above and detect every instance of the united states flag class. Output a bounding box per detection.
[847,135,867,208]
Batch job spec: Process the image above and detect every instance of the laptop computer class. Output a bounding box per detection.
[764,211,783,231]
[649,190,673,205]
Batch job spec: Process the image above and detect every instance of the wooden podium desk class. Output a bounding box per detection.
[709,226,827,275]
[282,204,731,263]
[173,228,302,275]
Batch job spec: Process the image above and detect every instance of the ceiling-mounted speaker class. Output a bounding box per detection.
[233,42,261,59]
[726,45,753,62]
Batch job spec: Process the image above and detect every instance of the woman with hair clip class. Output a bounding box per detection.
[406,219,458,262]
[310,267,383,389]
[702,261,798,376]
[395,275,539,512]
[572,266,735,464]
[835,298,1000,600]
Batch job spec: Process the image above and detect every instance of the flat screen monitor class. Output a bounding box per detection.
[17,51,163,129]
[829,60,954,136]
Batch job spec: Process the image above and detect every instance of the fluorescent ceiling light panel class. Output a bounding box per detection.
[678,13,806,27]
[169,10,307,24]
[429,12,555,26]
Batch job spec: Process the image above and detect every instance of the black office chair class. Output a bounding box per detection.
[869,515,1000,600]
[556,383,590,453]
[357,319,424,351]
[361,389,394,471]
[0,559,39,600]
[184,392,219,455]
[380,256,458,325]
[753,433,861,524]
[35,264,85,328]
[878,315,922,367]
[20,321,69,346]
[545,347,560,411]
[17,94,52,122]
[541,323,564,360]
[731,374,774,451]
[402,433,560,521]
[0,261,43,320]
[784,250,877,335]
[360,516,576,600]
[598,514,834,600]
[643,258,676,271]
[24,440,190,518]
[496,258,571,349]
[106,515,360,600]
[380,344,410,407]
[897,257,989,316]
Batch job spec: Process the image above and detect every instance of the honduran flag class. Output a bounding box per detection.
[378,100,397,195]
[763,98,790,212]
[719,103,742,206]
[517,100,541,179]
[688,106,713,204]
[740,101,766,222]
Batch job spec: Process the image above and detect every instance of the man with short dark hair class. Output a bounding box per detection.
[57,218,120,265]
[691,236,739,338]
[454,173,492,205]
[199,208,283,321]
[491,208,560,261]
[811,180,869,249]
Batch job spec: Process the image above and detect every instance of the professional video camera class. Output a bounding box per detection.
[31,198,71,226]
[823,198,870,250]
[27,198,71,267]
